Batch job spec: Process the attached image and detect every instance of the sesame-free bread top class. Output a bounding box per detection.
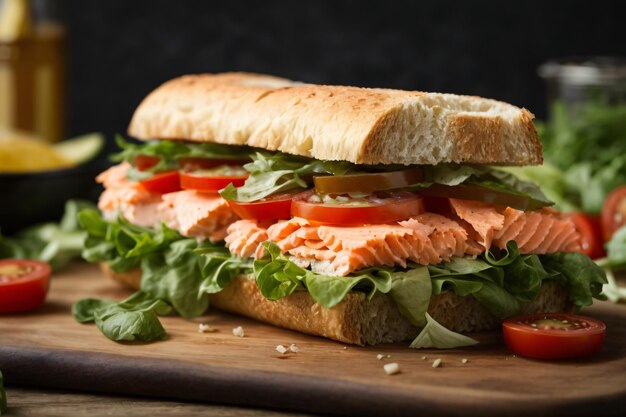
[128,72,542,166]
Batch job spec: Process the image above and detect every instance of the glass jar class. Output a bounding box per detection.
[0,0,66,143]
[538,56,626,117]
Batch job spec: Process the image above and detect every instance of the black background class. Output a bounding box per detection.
[65,0,625,139]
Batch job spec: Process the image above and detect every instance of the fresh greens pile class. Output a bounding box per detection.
[0,200,96,270]
[506,101,626,214]
[597,225,626,302]
[112,135,253,180]
[74,210,251,341]
[75,211,606,347]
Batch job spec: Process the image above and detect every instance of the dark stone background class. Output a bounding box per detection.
[65,0,625,141]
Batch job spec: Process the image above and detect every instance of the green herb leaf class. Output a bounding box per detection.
[71,298,115,323]
[606,225,626,268]
[409,312,479,349]
[0,200,95,270]
[196,245,253,294]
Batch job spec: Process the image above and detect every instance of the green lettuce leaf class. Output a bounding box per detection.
[220,152,353,202]
[410,313,479,349]
[0,200,96,270]
[196,245,253,294]
[73,292,171,342]
[0,369,6,415]
[254,242,432,326]
[111,135,253,180]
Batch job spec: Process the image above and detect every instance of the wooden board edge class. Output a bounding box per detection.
[0,345,624,417]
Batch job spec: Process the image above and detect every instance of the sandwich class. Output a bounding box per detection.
[74,72,607,347]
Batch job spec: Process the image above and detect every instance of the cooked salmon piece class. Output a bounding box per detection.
[225,220,270,259]
[159,190,238,242]
[97,162,162,227]
[451,199,580,254]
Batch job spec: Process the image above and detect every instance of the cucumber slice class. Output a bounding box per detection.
[54,133,104,165]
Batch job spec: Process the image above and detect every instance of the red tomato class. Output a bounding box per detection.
[133,155,161,171]
[291,190,425,226]
[227,193,293,221]
[502,313,605,360]
[139,171,181,194]
[180,170,248,193]
[568,213,605,259]
[0,259,51,313]
[601,185,626,241]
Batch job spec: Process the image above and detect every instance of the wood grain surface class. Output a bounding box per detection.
[1,262,625,417]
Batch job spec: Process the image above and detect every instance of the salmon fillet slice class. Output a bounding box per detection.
[225,220,270,259]
[159,190,238,242]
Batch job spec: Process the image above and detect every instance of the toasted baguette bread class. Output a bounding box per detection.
[101,263,571,346]
[128,73,542,166]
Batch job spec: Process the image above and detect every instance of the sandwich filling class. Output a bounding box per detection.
[75,137,607,346]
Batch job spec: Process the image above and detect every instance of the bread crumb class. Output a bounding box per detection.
[276,344,288,354]
[232,326,245,337]
[343,346,347,350]
[376,354,385,360]
[421,356,427,361]
[289,344,299,353]
[383,362,400,375]
[461,358,469,364]
[432,358,442,368]
[197,323,216,333]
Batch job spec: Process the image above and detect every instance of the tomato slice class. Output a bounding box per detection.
[291,190,424,226]
[502,313,605,359]
[314,168,423,194]
[601,185,626,241]
[227,193,293,221]
[180,167,249,193]
[0,259,51,313]
[139,171,181,194]
[568,213,606,259]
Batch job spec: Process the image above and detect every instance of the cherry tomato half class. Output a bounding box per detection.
[601,185,626,241]
[568,213,605,259]
[227,193,294,221]
[291,190,424,226]
[502,313,605,360]
[180,167,248,193]
[139,171,181,194]
[0,259,51,313]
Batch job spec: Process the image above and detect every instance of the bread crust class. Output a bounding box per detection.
[127,73,542,166]
[100,263,571,346]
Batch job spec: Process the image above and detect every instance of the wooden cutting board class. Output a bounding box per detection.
[1,262,625,417]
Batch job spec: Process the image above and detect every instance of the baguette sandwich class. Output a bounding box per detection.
[75,72,607,347]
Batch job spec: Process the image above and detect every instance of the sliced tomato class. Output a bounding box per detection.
[601,185,626,241]
[503,313,605,359]
[178,157,246,171]
[134,155,161,171]
[0,259,51,313]
[139,171,181,194]
[568,213,605,259]
[180,167,248,193]
[291,190,424,226]
[227,193,293,221]
[313,168,423,194]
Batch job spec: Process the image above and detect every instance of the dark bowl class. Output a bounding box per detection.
[0,157,110,235]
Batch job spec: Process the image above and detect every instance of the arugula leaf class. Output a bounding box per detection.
[221,152,353,202]
[0,369,6,415]
[74,292,171,342]
[410,313,479,349]
[140,239,209,318]
[540,252,607,308]
[111,135,253,180]
[79,209,184,272]
[0,200,95,270]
